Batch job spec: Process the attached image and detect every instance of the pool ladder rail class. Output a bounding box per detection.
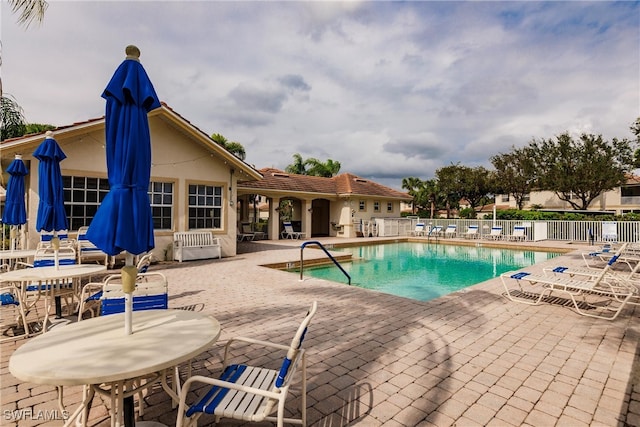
[299,240,351,285]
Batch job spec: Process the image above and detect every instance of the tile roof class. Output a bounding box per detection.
[238,168,412,200]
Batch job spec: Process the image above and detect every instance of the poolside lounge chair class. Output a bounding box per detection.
[237,223,255,242]
[506,226,526,242]
[176,301,318,427]
[500,266,636,320]
[428,225,443,238]
[410,223,426,236]
[444,224,457,238]
[464,225,479,239]
[281,221,306,239]
[485,226,503,240]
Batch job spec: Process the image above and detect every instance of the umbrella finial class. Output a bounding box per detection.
[125,45,141,61]
[45,130,53,139]
[15,154,22,160]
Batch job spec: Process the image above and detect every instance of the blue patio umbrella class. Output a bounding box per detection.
[86,45,160,345]
[86,45,160,257]
[34,131,69,236]
[2,155,28,250]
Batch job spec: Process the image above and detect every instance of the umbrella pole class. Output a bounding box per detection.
[122,253,137,335]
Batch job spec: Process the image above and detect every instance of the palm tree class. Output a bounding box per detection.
[305,158,341,177]
[211,133,246,160]
[1,95,26,141]
[8,0,48,27]
[285,153,306,174]
[401,177,422,214]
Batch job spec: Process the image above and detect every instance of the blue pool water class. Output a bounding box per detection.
[301,242,561,301]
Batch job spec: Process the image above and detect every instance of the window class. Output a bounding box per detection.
[501,195,510,202]
[63,176,110,230]
[188,184,223,229]
[63,175,175,231]
[373,201,380,212]
[523,193,530,202]
[149,181,173,230]
[387,202,393,212]
[359,200,366,211]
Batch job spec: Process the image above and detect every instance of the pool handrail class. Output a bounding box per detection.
[300,240,351,285]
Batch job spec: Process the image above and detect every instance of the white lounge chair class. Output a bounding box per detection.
[281,221,306,239]
[506,226,526,241]
[237,223,255,241]
[176,301,318,427]
[444,224,457,238]
[464,225,479,239]
[428,225,443,237]
[500,267,636,320]
[486,226,503,240]
[410,223,426,236]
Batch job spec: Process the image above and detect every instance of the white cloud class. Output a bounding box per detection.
[3,1,638,190]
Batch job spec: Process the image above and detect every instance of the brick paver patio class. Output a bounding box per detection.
[1,237,639,426]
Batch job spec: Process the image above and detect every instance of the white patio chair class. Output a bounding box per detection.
[1,284,30,342]
[176,301,318,427]
[76,226,109,265]
[281,221,306,239]
[506,226,526,241]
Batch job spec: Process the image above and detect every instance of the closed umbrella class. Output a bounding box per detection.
[34,131,69,266]
[2,155,28,251]
[86,45,160,337]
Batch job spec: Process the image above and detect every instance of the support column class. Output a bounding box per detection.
[303,200,313,239]
[269,197,280,240]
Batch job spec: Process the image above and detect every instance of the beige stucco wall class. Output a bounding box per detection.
[4,114,246,260]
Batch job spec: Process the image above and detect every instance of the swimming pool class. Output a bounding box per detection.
[300,242,561,301]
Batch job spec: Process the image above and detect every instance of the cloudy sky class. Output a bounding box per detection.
[3,1,639,189]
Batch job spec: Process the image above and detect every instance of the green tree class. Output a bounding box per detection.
[435,164,464,219]
[8,0,48,27]
[211,133,246,160]
[417,178,443,219]
[25,123,55,134]
[491,146,537,210]
[401,177,422,214]
[1,95,26,141]
[631,117,640,167]
[285,153,306,174]
[305,158,341,177]
[530,132,635,210]
[456,165,493,213]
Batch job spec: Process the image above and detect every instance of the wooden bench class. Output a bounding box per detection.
[173,231,221,262]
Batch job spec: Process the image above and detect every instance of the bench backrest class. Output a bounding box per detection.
[174,231,216,247]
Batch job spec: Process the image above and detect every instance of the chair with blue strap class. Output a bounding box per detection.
[74,272,171,422]
[20,246,79,324]
[76,226,109,266]
[1,284,30,342]
[176,301,318,427]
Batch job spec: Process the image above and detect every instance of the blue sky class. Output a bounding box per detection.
[3,1,639,189]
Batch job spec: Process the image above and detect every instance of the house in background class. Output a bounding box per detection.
[0,103,262,260]
[496,175,640,215]
[237,168,413,239]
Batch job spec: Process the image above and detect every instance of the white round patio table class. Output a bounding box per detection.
[9,309,221,427]
[0,264,107,332]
